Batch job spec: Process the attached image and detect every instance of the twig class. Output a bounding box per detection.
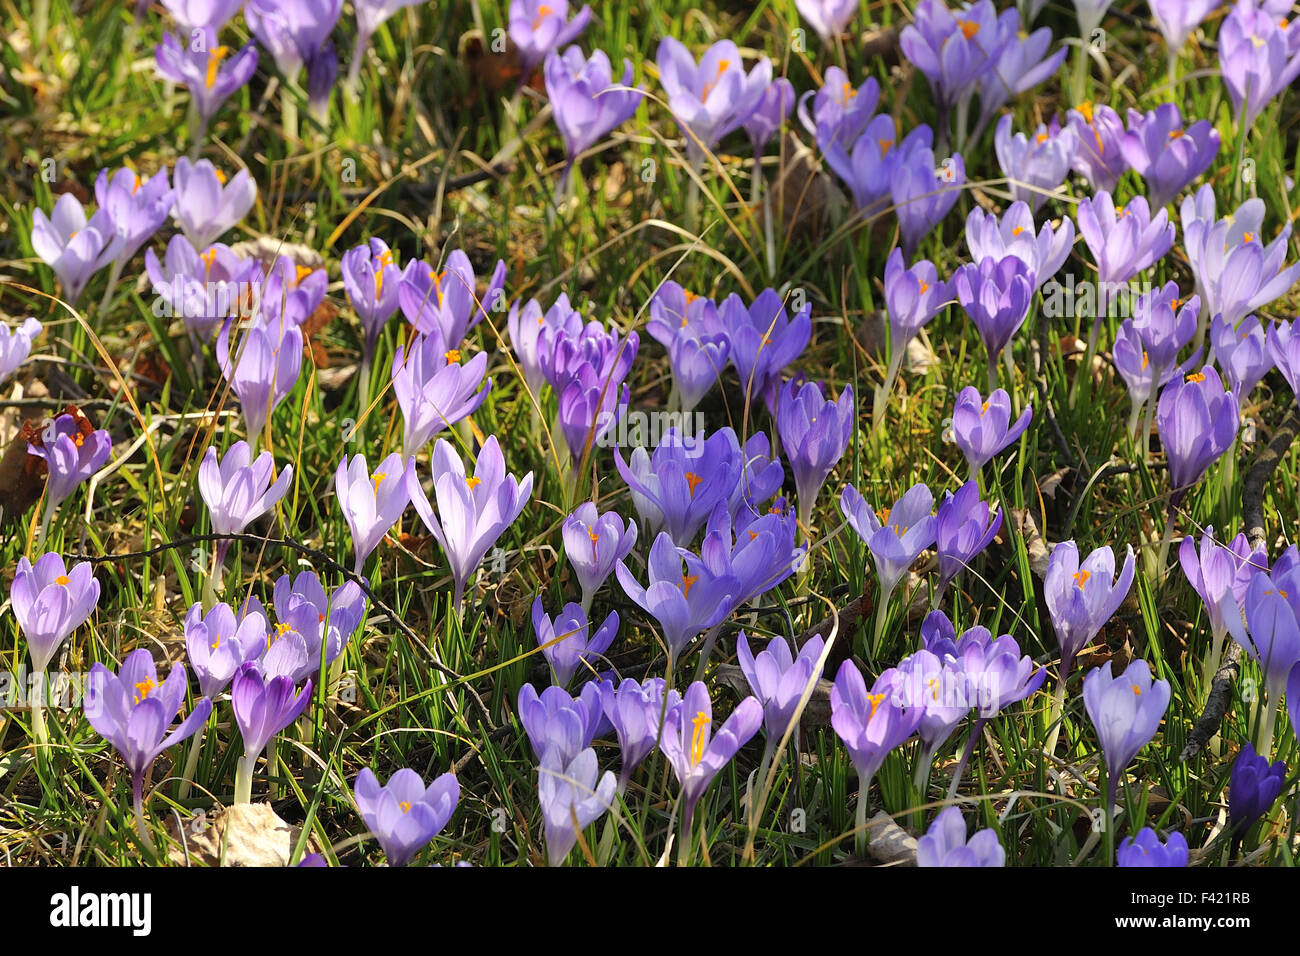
[1031,309,1081,473]
[1179,642,1243,762]
[62,531,494,728]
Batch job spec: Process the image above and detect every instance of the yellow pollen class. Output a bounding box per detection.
[1243,232,1255,243]
[1132,685,1142,695]
[690,710,710,765]
[466,476,482,489]
[842,82,856,100]
[371,472,387,492]
[684,472,703,496]
[1077,101,1094,123]
[1036,132,1048,145]
[865,692,886,721]
[445,349,461,363]
[876,507,890,524]
[55,575,70,586]
[211,634,221,650]
[1140,351,1149,372]
[214,169,226,184]
[701,61,729,100]
[1073,570,1090,589]
[276,622,293,636]
[748,530,759,540]
[399,800,411,813]
[683,290,700,305]
[918,279,929,294]
[878,138,893,157]
[134,678,156,704]
[1012,226,1025,236]
[1171,298,1182,310]
[980,400,990,416]
[960,19,980,39]
[588,528,600,546]
[681,573,698,598]
[201,248,217,276]
[1280,588,1290,599]
[1186,372,1206,383]
[131,175,141,195]
[1251,34,1266,47]
[206,45,230,89]
[1169,129,1184,140]
[73,431,85,447]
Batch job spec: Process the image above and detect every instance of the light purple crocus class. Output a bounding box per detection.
[718,288,811,412]
[256,571,366,683]
[27,413,112,514]
[660,681,763,837]
[976,21,1067,136]
[341,239,402,365]
[171,158,257,249]
[1211,314,1272,398]
[517,681,605,765]
[916,806,1005,867]
[407,436,533,612]
[160,0,243,32]
[1045,541,1136,677]
[391,331,491,462]
[1220,0,1300,131]
[993,115,1076,213]
[1180,525,1267,684]
[1082,658,1171,808]
[965,201,1073,292]
[85,649,212,823]
[736,631,825,751]
[799,68,879,147]
[935,480,1003,598]
[893,143,966,259]
[544,47,642,189]
[647,289,730,413]
[10,554,100,674]
[94,166,175,268]
[556,342,637,464]
[884,248,952,355]
[562,502,638,612]
[532,597,619,687]
[841,481,937,597]
[145,236,261,339]
[953,255,1035,376]
[216,313,304,443]
[197,441,292,565]
[776,379,855,533]
[1113,321,1203,433]
[154,29,259,133]
[600,677,677,790]
[795,0,859,42]
[656,37,772,165]
[1150,0,1220,55]
[743,77,795,154]
[244,0,342,78]
[899,0,1005,112]
[184,600,267,698]
[1076,192,1176,298]
[818,116,918,215]
[951,386,1033,476]
[353,767,459,867]
[1119,104,1219,209]
[1266,320,1300,398]
[1156,367,1239,501]
[507,293,583,398]
[1117,827,1189,867]
[398,250,507,349]
[510,0,592,79]
[538,747,615,866]
[615,531,739,667]
[29,193,114,303]
[615,426,741,545]
[230,650,313,802]
[1066,102,1128,193]
[0,317,40,386]
[336,452,414,573]
[1230,571,1300,706]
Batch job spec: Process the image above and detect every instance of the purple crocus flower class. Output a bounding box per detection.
[615,426,741,545]
[600,677,678,790]
[647,289,731,413]
[743,77,795,154]
[29,193,114,303]
[230,651,313,802]
[1113,321,1203,431]
[145,236,261,339]
[797,67,879,147]
[154,29,259,132]
[562,502,638,612]
[1228,742,1286,834]
[1131,283,1199,383]
[160,0,243,32]
[27,413,112,513]
[509,0,592,79]
[884,247,952,354]
[977,22,1067,135]
[544,48,643,187]
[197,441,292,572]
[892,648,969,766]
[407,436,534,612]
[353,767,459,867]
[660,681,763,835]
[1266,320,1300,398]
[245,0,342,78]
[730,432,786,520]
[1117,828,1189,867]
[831,659,924,849]
[993,116,1076,213]
[615,531,739,667]
[899,0,1005,112]
[955,626,1046,719]
[1156,367,1239,500]
[656,37,772,164]
[916,806,1005,867]
[538,747,615,866]
[841,481,937,597]
[508,293,583,398]
[216,313,304,442]
[795,0,859,42]
[965,201,1073,292]
[706,499,802,612]
[1066,102,1128,193]
[1150,0,1220,54]
[10,554,100,674]
[935,480,1003,597]
[1076,192,1176,296]
[736,631,825,749]
[517,681,605,765]
[776,379,855,532]
[1045,541,1136,677]
[951,386,1033,475]
[818,116,918,215]
[556,342,637,463]
[171,159,257,249]
[184,600,267,698]
[85,649,212,817]
[302,34,335,117]
[0,317,40,386]
[258,571,367,682]
[94,166,175,267]
[892,143,966,258]
[1211,314,1272,398]
[1119,104,1219,209]
[1180,527,1267,640]
[391,331,491,461]
[1082,658,1171,805]
[341,239,402,365]
[953,255,1035,373]
[398,250,507,349]
[532,597,619,687]
[1181,189,1300,328]
[1229,571,1300,706]
[335,452,414,572]
[718,288,811,412]
[1220,0,1300,131]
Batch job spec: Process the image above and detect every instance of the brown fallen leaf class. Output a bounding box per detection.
[166,802,323,867]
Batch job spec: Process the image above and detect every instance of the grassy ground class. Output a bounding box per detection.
[1,0,1299,866]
